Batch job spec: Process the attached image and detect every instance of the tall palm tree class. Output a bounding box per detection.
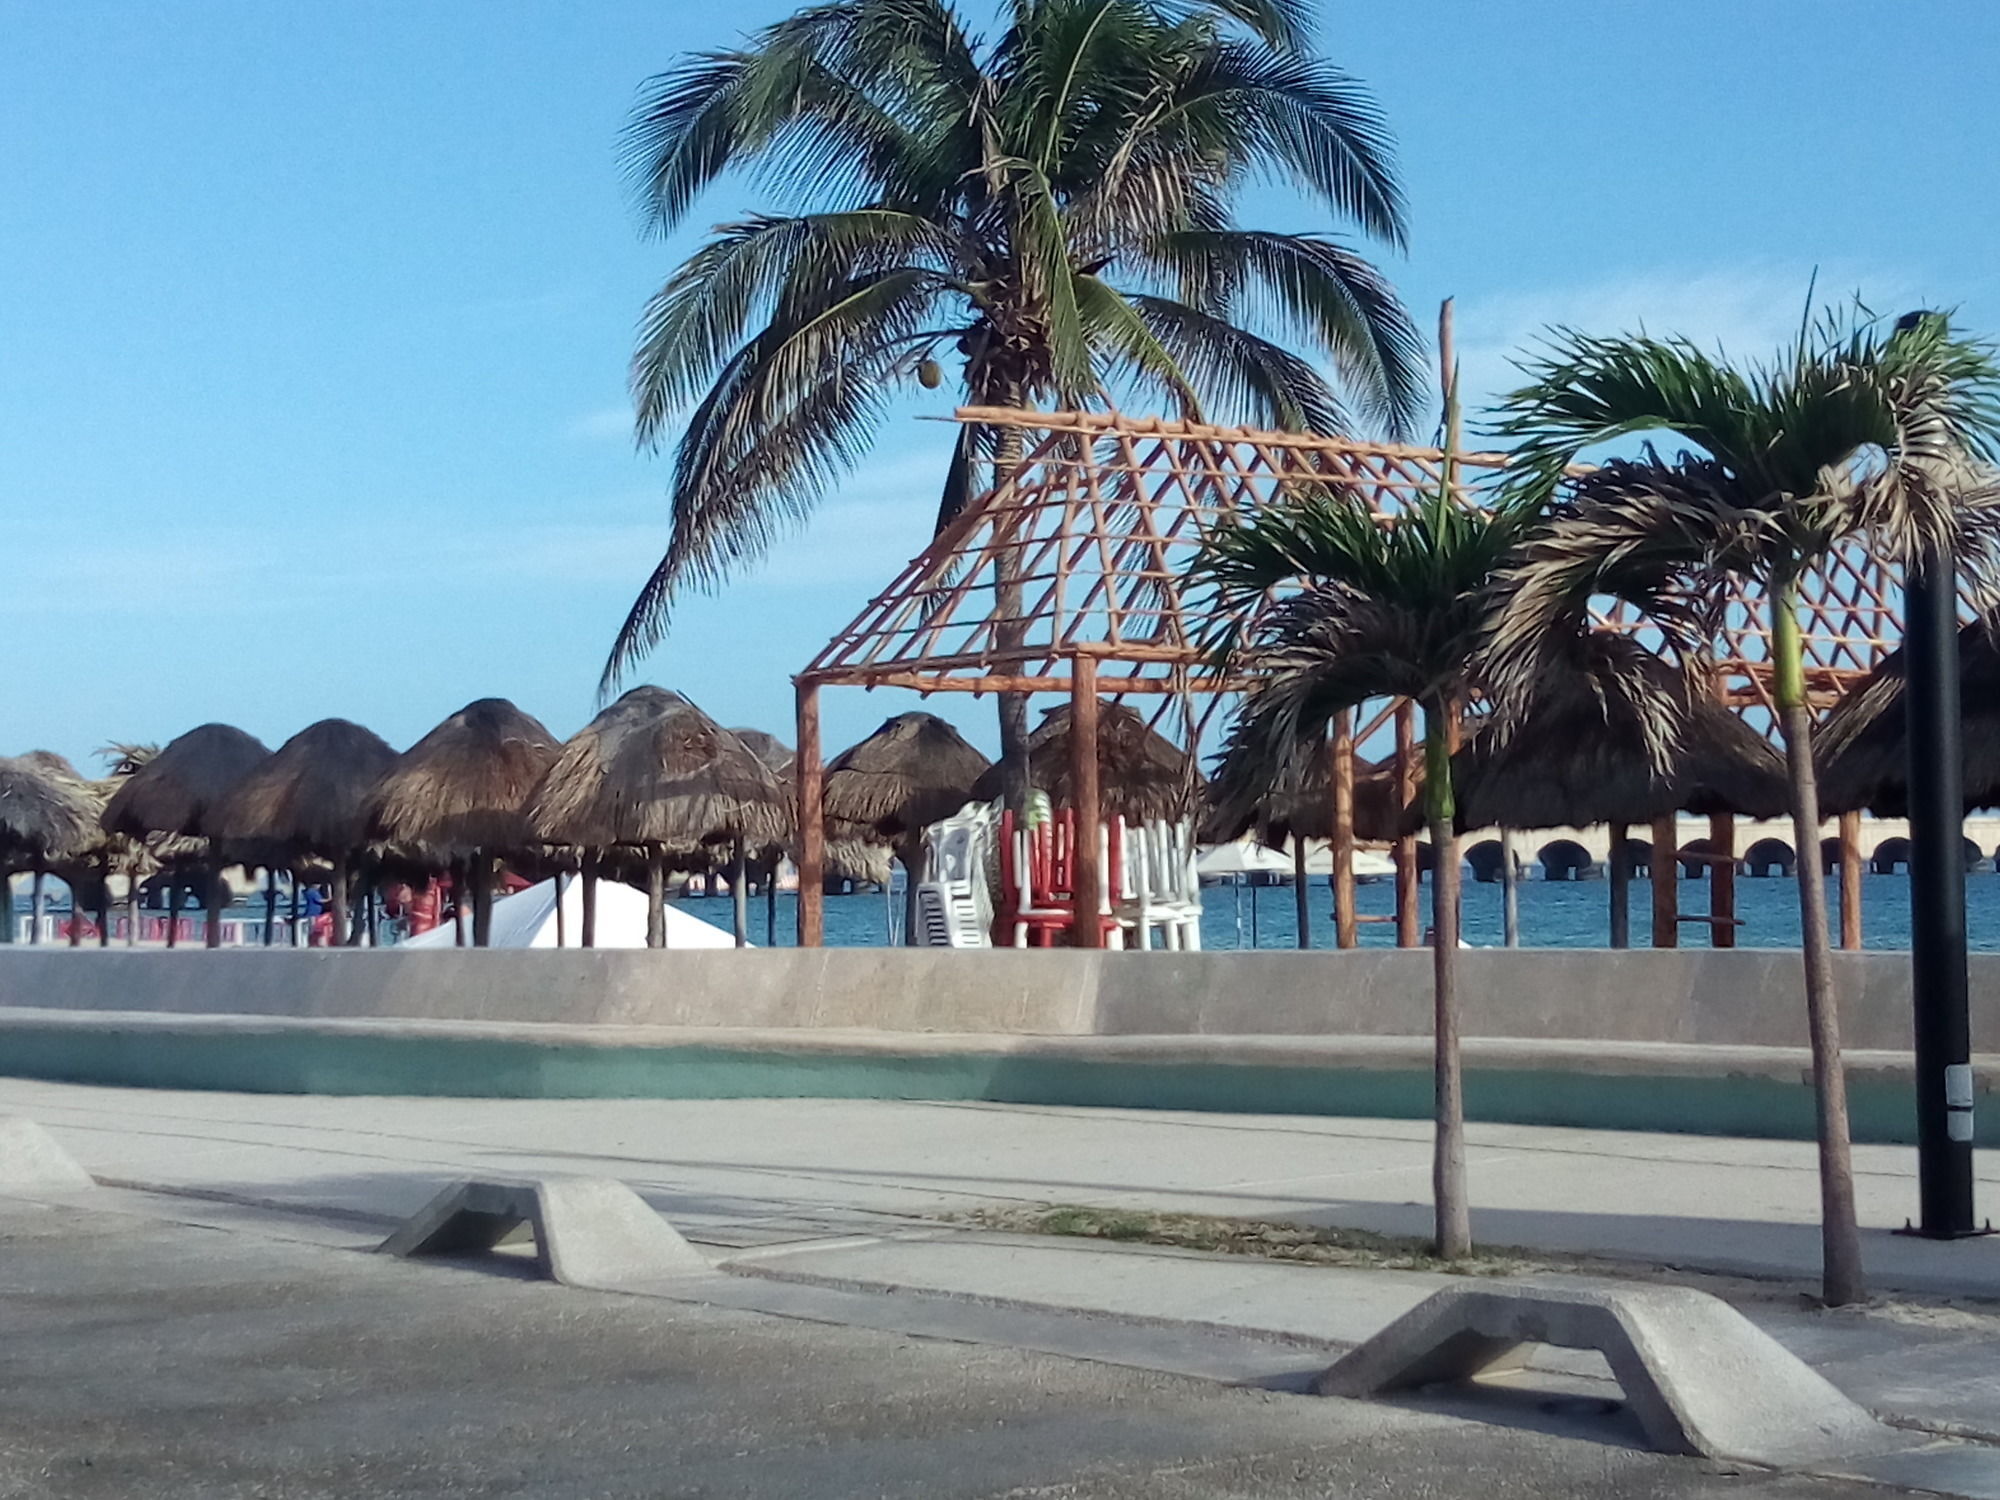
[1197,429,1543,1257]
[608,0,1426,794]
[1488,306,2000,1306]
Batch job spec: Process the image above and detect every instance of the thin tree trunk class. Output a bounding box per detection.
[582,853,599,948]
[1775,580,1864,1306]
[1424,697,1470,1258]
[646,849,666,948]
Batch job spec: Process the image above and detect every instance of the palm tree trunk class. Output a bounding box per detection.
[1424,696,1470,1259]
[646,849,666,948]
[1774,580,1864,1305]
[992,420,1033,814]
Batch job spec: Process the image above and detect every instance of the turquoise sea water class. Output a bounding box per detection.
[677,870,2000,950]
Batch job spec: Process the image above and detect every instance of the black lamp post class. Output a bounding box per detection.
[1899,311,1981,1236]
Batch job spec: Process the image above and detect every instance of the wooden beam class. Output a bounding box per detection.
[1839,808,1864,950]
[1649,815,1677,948]
[795,680,825,948]
[1394,702,1420,948]
[1069,655,1105,950]
[1331,712,1357,949]
[1709,812,1737,949]
[1608,824,1630,948]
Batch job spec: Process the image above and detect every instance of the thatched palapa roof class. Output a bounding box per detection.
[731,729,795,778]
[1817,622,2000,816]
[970,701,1200,823]
[824,713,991,845]
[1454,643,1788,830]
[528,687,791,851]
[0,753,98,868]
[99,723,272,840]
[368,698,561,858]
[209,718,400,859]
[1201,750,1408,846]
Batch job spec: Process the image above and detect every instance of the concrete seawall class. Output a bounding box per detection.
[0,949,1990,1143]
[0,946,1986,1050]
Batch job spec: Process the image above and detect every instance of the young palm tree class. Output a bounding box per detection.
[1488,307,2000,1306]
[608,0,1426,792]
[1197,436,1541,1257]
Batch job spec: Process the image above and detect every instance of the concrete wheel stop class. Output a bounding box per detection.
[1313,1277,1901,1468]
[378,1177,711,1291]
[0,1116,94,1193]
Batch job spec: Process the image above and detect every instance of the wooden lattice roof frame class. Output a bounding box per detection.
[799,406,1919,717]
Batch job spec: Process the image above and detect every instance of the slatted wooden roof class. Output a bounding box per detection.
[800,406,1919,722]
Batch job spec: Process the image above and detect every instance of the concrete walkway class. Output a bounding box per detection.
[4,1078,1997,1297]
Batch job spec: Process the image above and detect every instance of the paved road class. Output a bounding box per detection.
[0,1199,1901,1500]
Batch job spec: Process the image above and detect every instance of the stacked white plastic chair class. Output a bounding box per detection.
[1113,818,1203,950]
[912,803,995,947]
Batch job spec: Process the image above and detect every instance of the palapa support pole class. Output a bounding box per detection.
[1069,654,1105,950]
[1331,712,1358,950]
[0,874,11,945]
[1607,825,1631,949]
[29,864,45,945]
[263,868,279,947]
[288,875,301,948]
[581,852,599,948]
[553,863,567,948]
[205,867,227,949]
[766,863,778,946]
[451,861,467,947]
[1904,540,1978,1237]
[96,882,111,948]
[470,854,493,948]
[1292,835,1311,948]
[731,836,749,949]
[1649,814,1677,948]
[125,878,139,948]
[165,879,182,948]
[646,848,666,948]
[1499,829,1520,947]
[1394,702,1421,948]
[329,860,350,948]
[67,874,84,947]
[795,680,825,947]
[1710,812,1738,949]
[1838,810,1864,951]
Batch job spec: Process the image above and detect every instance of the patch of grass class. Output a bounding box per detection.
[965,1204,1548,1276]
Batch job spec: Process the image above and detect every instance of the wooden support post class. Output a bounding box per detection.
[1710,812,1737,949]
[329,860,350,948]
[795,680,825,948]
[646,849,666,948]
[1292,836,1311,948]
[1608,824,1631,949]
[470,854,493,948]
[1331,712,1358,949]
[1839,808,1864,950]
[1394,702,1421,948]
[1069,655,1104,950]
[1649,815,1677,948]
[1499,829,1520,946]
[581,852,598,948]
[731,836,749,949]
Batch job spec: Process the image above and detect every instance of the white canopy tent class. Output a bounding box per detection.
[1196,839,1396,881]
[400,875,739,950]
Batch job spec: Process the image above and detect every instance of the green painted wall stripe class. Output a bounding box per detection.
[0,1022,1975,1147]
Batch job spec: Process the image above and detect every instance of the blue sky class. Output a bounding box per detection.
[5,1,1997,770]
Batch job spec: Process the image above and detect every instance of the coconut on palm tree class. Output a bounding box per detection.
[607,0,1426,800]
[1487,306,2000,1306]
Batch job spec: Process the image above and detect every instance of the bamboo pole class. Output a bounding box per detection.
[1839,809,1864,950]
[795,680,826,947]
[1331,712,1358,949]
[1069,655,1104,950]
[1649,814,1678,948]
[1394,702,1420,947]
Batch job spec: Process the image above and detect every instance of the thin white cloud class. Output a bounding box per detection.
[565,404,635,442]
[1452,262,1918,430]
